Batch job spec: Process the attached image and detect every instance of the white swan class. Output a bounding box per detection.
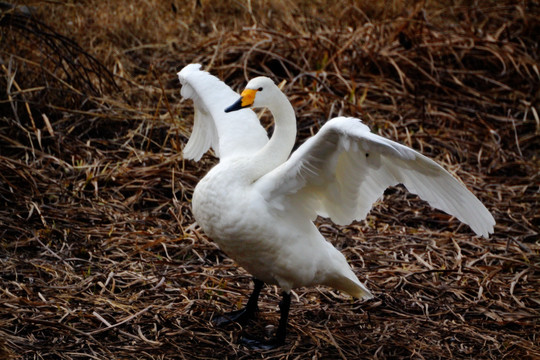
[177,64,495,348]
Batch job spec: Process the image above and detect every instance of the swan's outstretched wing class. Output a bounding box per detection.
[255,117,495,238]
[178,64,268,161]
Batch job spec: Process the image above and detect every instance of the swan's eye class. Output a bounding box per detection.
[258,87,263,91]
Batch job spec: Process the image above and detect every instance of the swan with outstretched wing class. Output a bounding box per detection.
[177,64,495,349]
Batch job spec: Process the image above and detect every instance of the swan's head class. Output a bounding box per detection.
[224,76,277,113]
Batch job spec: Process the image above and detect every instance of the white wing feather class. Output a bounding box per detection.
[178,64,268,161]
[255,117,495,238]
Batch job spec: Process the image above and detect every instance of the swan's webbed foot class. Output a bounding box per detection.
[240,291,291,350]
[239,334,284,350]
[213,278,264,327]
[213,307,257,326]
[213,279,292,350]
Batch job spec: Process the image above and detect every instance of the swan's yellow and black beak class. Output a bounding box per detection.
[224,88,258,113]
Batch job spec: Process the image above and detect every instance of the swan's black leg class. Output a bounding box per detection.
[240,291,291,350]
[275,291,291,345]
[213,278,264,326]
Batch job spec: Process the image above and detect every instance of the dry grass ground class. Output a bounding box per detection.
[0,0,538,359]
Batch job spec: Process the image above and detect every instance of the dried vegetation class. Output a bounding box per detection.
[0,0,539,359]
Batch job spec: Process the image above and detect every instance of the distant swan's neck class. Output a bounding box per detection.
[249,90,296,180]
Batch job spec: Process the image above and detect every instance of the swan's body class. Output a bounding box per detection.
[193,159,369,298]
[177,64,495,347]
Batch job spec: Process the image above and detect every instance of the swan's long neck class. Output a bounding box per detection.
[249,89,296,180]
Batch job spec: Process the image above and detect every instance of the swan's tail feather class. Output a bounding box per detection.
[325,275,374,300]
